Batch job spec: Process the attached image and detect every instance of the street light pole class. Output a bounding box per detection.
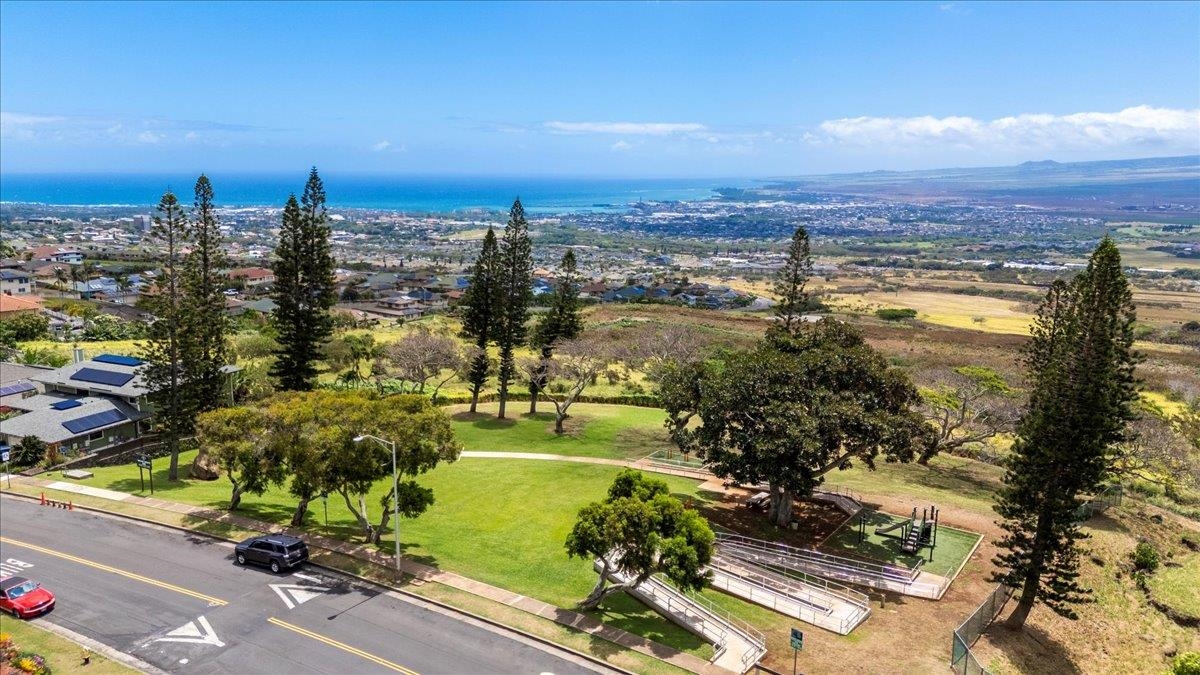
[353,434,402,582]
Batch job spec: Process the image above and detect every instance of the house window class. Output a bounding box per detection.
[88,431,104,441]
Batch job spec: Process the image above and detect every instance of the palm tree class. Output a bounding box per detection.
[113,271,132,301]
[69,265,84,298]
[53,266,68,297]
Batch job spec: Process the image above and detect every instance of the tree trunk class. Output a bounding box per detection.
[529,388,539,414]
[290,494,311,527]
[228,484,244,511]
[498,386,508,419]
[1007,580,1037,628]
[340,491,378,543]
[579,559,623,610]
[469,383,481,413]
[167,435,180,482]
[555,412,566,434]
[768,483,793,528]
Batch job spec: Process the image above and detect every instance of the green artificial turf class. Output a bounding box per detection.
[819,510,982,578]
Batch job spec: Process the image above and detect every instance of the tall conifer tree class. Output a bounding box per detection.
[495,199,533,419]
[271,168,336,391]
[528,249,583,413]
[182,175,229,411]
[460,227,501,413]
[993,237,1138,627]
[772,224,813,337]
[141,190,191,480]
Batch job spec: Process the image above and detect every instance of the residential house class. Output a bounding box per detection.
[0,294,43,317]
[0,269,33,296]
[29,246,84,265]
[228,267,276,288]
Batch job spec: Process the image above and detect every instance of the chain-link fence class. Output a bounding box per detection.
[1075,484,1123,520]
[950,584,1015,675]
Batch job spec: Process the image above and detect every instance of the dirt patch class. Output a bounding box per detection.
[694,486,850,547]
[547,413,590,437]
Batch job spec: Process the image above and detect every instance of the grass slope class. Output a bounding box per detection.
[445,402,672,459]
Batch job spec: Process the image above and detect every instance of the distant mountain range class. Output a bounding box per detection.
[753,155,1200,210]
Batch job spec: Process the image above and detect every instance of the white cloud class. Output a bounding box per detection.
[816,106,1200,152]
[372,140,392,151]
[545,121,707,135]
[136,131,164,144]
[611,140,633,152]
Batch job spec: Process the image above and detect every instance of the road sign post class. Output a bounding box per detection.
[135,454,153,494]
[2,448,10,489]
[790,627,803,675]
[321,492,329,531]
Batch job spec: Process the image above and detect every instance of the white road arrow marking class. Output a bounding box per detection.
[152,615,225,647]
[270,582,331,609]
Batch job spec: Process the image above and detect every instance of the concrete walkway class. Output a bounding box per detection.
[461,450,716,481]
[7,475,734,675]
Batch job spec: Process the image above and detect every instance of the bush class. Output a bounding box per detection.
[41,445,65,470]
[0,313,50,342]
[875,307,918,321]
[1132,541,1160,572]
[1173,652,1200,675]
[12,436,47,468]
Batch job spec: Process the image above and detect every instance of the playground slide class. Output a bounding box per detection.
[708,552,871,635]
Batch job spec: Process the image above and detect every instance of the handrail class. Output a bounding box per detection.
[709,554,871,635]
[717,532,923,583]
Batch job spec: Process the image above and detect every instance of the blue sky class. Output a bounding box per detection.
[2,1,1197,176]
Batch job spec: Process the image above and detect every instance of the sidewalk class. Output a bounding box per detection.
[5,474,734,675]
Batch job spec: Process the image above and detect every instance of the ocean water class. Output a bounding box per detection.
[0,173,743,213]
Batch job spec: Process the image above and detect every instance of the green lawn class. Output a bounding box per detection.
[0,617,136,674]
[73,452,729,657]
[1145,553,1200,619]
[445,402,673,460]
[820,510,982,578]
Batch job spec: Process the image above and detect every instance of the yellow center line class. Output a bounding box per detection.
[0,536,227,606]
[267,617,419,674]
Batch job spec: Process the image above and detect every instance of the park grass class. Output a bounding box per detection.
[820,510,982,578]
[1145,553,1200,619]
[73,453,722,657]
[0,617,136,674]
[823,454,1005,516]
[444,402,673,459]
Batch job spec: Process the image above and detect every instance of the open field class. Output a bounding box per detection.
[0,616,136,675]
[828,290,1035,335]
[445,402,671,459]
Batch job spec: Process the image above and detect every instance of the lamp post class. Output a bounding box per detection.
[352,434,402,582]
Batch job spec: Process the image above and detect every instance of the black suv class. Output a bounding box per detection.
[234,534,309,573]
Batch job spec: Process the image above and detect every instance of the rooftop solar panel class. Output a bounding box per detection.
[62,409,127,434]
[71,367,135,387]
[0,382,36,397]
[94,354,144,366]
[51,399,83,410]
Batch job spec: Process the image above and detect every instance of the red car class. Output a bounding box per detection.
[0,576,55,618]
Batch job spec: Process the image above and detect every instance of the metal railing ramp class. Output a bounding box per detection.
[708,552,870,635]
[595,558,766,673]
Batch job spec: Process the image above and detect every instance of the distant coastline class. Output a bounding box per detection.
[0,174,751,213]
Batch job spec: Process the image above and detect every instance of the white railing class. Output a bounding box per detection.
[709,554,871,635]
[596,557,766,671]
[717,532,922,583]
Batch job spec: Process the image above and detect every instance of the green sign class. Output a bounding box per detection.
[790,627,803,651]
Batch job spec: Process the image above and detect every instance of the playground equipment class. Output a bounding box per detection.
[716,532,948,599]
[865,505,940,560]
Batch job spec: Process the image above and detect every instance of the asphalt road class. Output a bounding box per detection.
[0,497,608,675]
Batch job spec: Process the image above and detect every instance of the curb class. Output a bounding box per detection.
[1,490,634,675]
[27,617,168,675]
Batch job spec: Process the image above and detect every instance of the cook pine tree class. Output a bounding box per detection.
[772,224,813,337]
[993,237,1138,627]
[271,168,336,391]
[140,190,192,481]
[181,174,230,412]
[495,199,533,419]
[459,227,501,413]
[528,248,583,413]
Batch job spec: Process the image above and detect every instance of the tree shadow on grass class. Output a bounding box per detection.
[579,591,710,656]
[982,618,1082,675]
[450,411,520,429]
